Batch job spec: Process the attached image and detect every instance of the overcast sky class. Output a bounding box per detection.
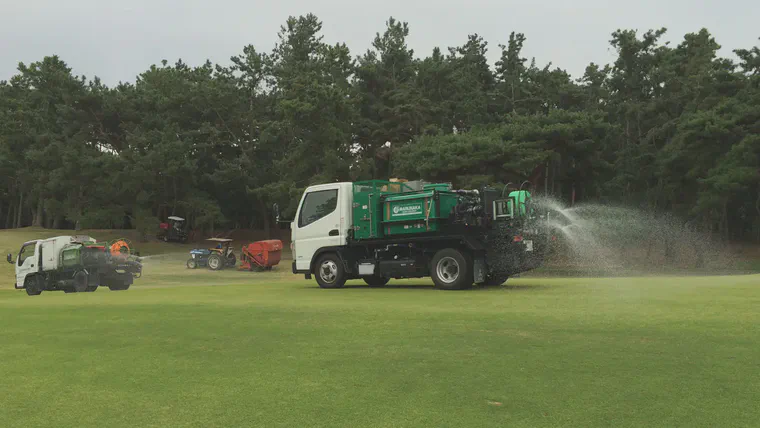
[1,0,758,85]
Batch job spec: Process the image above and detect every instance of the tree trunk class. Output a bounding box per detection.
[262,203,271,239]
[172,177,178,215]
[16,191,24,228]
[33,195,44,228]
[6,201,14,229]
[571,183,576,207]
[722,201,729,241]
[53,215,63,230]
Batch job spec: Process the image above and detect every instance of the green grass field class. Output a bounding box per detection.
[1,228,759,427]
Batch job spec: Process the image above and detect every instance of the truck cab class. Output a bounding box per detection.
[290,182,352,273]
[9,240,40,290]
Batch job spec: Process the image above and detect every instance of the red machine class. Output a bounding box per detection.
[240,240,283,271]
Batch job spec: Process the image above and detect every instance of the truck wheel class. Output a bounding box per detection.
[24,276,43,296]
[85,273,100,292]
[187,259,198,269]
[484,275,509,286]
[431,248,473,290]
[207,254,223,271]
[107,274,133,291]
[315,254,346,289]
[363,276,389,287]
[73,271,89,293]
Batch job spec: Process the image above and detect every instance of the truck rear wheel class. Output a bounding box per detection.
[363,276,389,287]
[315,254,346,289]
[85,272,99,292]
[431,248,473,290]
[108,281,131,291]
[107,274,133,291]
[484,275,509,286]
[73,271,89,293]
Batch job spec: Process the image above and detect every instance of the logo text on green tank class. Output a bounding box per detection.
[392,203,423,217]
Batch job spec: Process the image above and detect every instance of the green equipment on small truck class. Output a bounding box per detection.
[7,235,143,296]
[279,179,551,290]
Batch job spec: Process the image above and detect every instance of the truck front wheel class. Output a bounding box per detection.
[315,254,346,289]
[24,276,43,296]
[431,248,473,290]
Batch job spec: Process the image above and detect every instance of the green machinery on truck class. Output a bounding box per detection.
[283,179,550,290]
[8,235,143,296]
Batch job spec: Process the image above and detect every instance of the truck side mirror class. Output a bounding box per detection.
[6,253,13,264]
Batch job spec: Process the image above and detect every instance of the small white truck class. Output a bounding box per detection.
[7,235,142,296]
[277,179,549,290]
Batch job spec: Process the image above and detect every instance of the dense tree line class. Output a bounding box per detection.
[0,15,758,241]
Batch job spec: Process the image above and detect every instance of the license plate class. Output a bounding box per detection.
[525,240,533,252]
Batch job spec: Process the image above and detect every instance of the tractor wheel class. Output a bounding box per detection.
[72,271,89,293]
[314,253,346,289]
[186,259,198,269]
[207,254,223,271]
[24,276,43,296]
[431,248,473,290]
[363,276,389,287]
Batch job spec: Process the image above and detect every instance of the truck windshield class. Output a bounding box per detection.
[18,243,36,266]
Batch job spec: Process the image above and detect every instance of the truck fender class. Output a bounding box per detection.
[310,247,352,275]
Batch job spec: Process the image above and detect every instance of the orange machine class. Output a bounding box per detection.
[240,240,283,271]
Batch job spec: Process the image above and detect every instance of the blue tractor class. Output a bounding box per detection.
[186,238,237,270]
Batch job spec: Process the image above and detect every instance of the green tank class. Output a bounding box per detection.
[509,190,532,216]
[381,190,459,236]
[60,244,83,269]
[351,180,460,240]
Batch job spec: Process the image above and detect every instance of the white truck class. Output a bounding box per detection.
[277,179,549,290]
[7,235,142,296]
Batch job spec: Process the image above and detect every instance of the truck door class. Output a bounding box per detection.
[15,242,38,289]
[293,185,342,271]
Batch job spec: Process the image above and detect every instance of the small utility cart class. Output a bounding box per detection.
[186,238,237,270]
[158,216,188,243]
